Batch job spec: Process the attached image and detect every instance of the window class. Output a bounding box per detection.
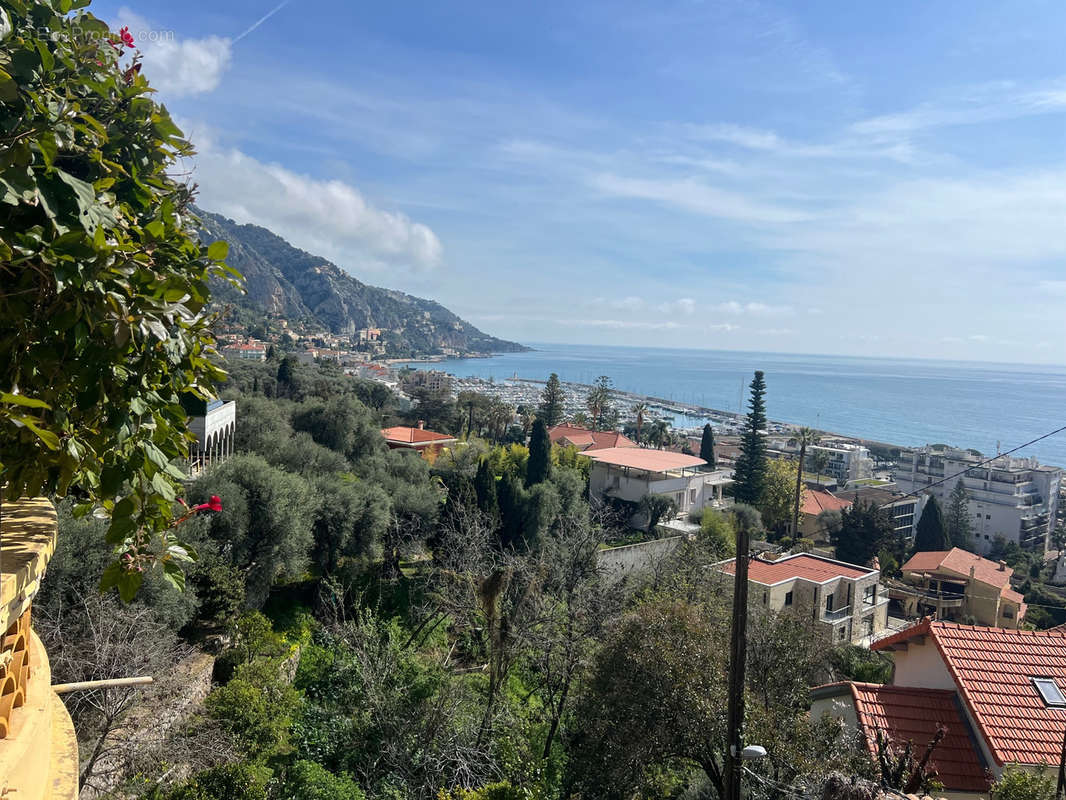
[837,625,847,642]
[863,616,874,637]
[986,514,992,520]
[863,585,876,606]
[763,591,768,606]
[784,590,793,607]
[1032,678,1066,707]
[1003,608,1013,619]
[825,593,834,613]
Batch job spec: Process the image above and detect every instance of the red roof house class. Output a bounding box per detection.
[547,424,636,452]
[814,619,1066,794]
[380,424,456,458]
[811,682,989,793]
[798,489,852,540]
[897,548,1026,627]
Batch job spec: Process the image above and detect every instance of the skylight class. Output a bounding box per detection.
[1032,678,1066,707]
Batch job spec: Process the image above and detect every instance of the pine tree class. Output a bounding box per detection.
[944,481,973,550]
[475,459,498,518]
[829,500,893,566]
[538,373,565,427]
[732,371,768,506]
[526,418,552,487]
[699,424,716,468]
[913,495,950,552]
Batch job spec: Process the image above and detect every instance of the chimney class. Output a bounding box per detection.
[417,420,425,430]
[999,560,1007,571]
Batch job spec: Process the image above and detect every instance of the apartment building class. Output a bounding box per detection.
[832,485,921,540]
[894,446,1061,554]
[712,553,888,645]
[769,437,874,485]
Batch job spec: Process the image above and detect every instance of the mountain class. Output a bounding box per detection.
[194,209,528,356]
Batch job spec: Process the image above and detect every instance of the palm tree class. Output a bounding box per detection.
[647,418,671,450]
[631,402,649,445]
[790,427,819,537]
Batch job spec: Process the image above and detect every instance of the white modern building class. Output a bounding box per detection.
[583,447,733,526]
[184,396,236,475]
[894,446,1061,554]
[769,437,874,486]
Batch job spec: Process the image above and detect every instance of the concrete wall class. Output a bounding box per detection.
[597,535,688,579]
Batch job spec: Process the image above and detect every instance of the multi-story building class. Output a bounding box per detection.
[832,485,921,540]
[584,448,733,526]
[892,547,1026,628]
[894,446,1061,554]
[401,369,452,394]
[713,553,888,645]
[220,342,267,361]
[768,438,874,486]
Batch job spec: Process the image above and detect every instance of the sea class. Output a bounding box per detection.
[401,343,1066,468]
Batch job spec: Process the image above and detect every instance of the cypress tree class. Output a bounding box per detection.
[496,472,525,549]
[913,495,950,552]
[944,481,973,550]
[732,371,768,506]
[474,459,498,518]
[526,418,552,487]
[699,423,717,469]
[538,373,565,427]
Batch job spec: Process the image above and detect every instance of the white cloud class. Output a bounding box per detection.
[683,123,784,151]
[570,319,683,331]
[656,297,697,315]
[116,9,231,97]
[191,141,444,272]
[591,173,809,224]
[713,301,793,315]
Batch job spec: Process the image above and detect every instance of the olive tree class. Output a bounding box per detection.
[0,0,238,599]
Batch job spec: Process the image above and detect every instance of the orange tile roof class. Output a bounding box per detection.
[380,426,456,445]
[580,446,705,472]
[801,489,852,516]
[813,682,989,792]
[902,548,1014,591]
[873,620,1066,766]
[547,425,637,451]
[719,553,873,585]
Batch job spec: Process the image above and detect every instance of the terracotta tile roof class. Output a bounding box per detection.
[813,682,989,792]
[547,425,637,451]
[380,426,456,445]
[580,447,705,472]
[801,489,852,516]
[902,548,1015,591]
[873,620,1066,766]
[718,553,874,585]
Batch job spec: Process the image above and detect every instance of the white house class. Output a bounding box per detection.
[184,397,236,475]
[583,447,733,521]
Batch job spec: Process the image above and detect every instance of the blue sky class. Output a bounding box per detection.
[93,0,1066,362]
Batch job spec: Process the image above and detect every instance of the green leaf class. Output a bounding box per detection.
[151,471,176,501]
[206,240,228,261]
[37,131,57,169]
[11,415,60,449]
[1,392,51,409]
[161,560,186,592]
[0,68,17,102]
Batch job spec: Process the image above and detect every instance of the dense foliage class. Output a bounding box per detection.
[0,0,237,598]
[732,371,768,505]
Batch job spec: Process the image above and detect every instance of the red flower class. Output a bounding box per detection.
[120,26,135,47]
[194,495,223,513]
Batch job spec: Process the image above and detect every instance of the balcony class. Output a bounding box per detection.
[0,498,79,800]
[822,606,851,622]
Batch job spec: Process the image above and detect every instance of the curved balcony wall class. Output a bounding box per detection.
[0,498,78,800]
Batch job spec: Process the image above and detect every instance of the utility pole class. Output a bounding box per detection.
[725,516,752,800]
[1056,724,1066,800]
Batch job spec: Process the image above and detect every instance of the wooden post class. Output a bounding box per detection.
[725,519,751,800]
